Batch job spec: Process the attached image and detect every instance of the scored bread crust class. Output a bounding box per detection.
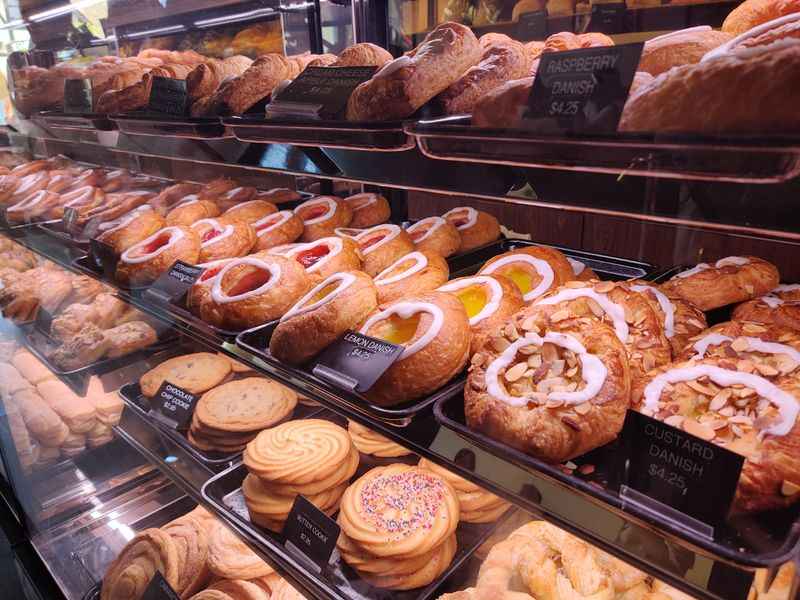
[722,0,800,35]
[639,29,733,76]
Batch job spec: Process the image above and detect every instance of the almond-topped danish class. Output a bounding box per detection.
[662,256,780,311]
[116,225,201,286]
[294,196,353,242]
[466,313,631,463]
[733,284,800,331]
[374,250,449,303]
[354,224,416,277]
[218,199,277,225]
[165,195,221,226]
[679,320,800,364]
[478,246,575,304]
[567,257,598,282]
[270,271,378,365]
[628,280,707,358]
[531,280,672,383]
[343,192,391,228]
[252,210,304,251]
[95,206,165,255]
[201,254,312,329]
[405,216,461,258]
[634,356,800,513]
[191,217,256,262]
[443,206,501,252]
[438,274,524,355]
[285,236,363,282]
[358,291,471,405]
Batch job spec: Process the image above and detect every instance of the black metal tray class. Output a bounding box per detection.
[202,456,517,600]
[405,116,800,184]
[33,110,116,132]
[71,253,154,294]
[224,116,415,152]
[433,392,800,570]
[112,114,229,140]
[119,381,323,468]
[447,237,656,280]
[36,220,91,250]
[236,324,466,423]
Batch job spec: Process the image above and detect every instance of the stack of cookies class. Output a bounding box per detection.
[140,352,233,399]
[346,419,412,458]
[337,464,460,590]
[189,378,297,453]
[242,419,359,532]
[417,458,511,523]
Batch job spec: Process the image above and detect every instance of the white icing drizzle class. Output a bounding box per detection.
[346,194,377,211]
[254,211,293,236]
[225,199,270,216]
[761,296,783,308]
[775,284,800,293]
[8,190,47,212]
[691,332,800,363]
[14,173,44,197]
[196,258,232,286]
[374,252,428,286]
[642,365,799,437]
[268,243,301,256]
[355,224,402,256]
[537,288,629,342]
[334,227,364,239]
[210,257,282,304]
[280,272,357,322]
[406,216,445,243]
[293,197,336,225]
[485,332,608,408]
[675,263,710,279]
[437,276,503,326]
[631,284,675,338]
[63,186,95,208]
[192,218,234,249]
[174,195,199,209]
[702,13,800,62]
[98,205,153,234]
[716,256,749,268]
[442,206,478,230]
[359,301,445,361]
[482,254,555,302]
[286,237,343,273]
[222,186,244,199]
[120,227,186,265]
[567,257,586,276]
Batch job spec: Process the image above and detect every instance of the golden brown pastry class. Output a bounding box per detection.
[342,192,391,228]
[346,419,412,458]
[662,256,780,311]
[373,250,449,304]
[270,271,378,365]
[722,0,800,35]
[405,216,462,258]
[346,22,481,121]
[207,522,274,579]
[186,55,254,99]
[478,246,574,303]
[192,217,256,262]
[639,27,733,76]
[202,54,293,115]
[332,43,393,67]
[294,196,353,242]
[733,285,800,331]
[678,320,800,364]
[95,206,166,255]
[165,196,221,227]
[101,529,180,600]
[443,206,501,253]
[284,236,363,282]
[359,291,471,405]
[354,224,416,277]
[252,210,304,251]
[116,226,201,286]
[219,199,277,225]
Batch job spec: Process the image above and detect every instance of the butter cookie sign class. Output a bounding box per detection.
[525,43,643,134]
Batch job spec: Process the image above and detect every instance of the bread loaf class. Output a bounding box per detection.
[332,43,393,68]
[639,27,733,75]
[722,0,800,35]
[186,56,254,100]
[346,22,481,121]
[202,54,293,115]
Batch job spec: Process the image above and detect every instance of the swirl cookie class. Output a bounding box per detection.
[733,284,800,331]
[207,522,274,579]
[478,246,574,304]
[207,580,269,600]
[101,529,180,600]
[347,419,412,458]
[140,352,232,397]
[162,516,211,598]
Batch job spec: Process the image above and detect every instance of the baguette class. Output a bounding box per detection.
[639,27,732,76]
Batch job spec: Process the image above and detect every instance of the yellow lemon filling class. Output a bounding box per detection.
[373,314,421,345]
[503,265,533,295]
[456,285,488,319]
[308,281,340,305]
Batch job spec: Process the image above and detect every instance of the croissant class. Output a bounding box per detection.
[186,55,254,99]
[201,54,293,116]
[332,43,393,67]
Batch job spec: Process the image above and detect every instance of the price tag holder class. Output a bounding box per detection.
[34,307,53,336]
[525,42,643,134]
[312,331,402,393]
[587,2,627,34]
[283,495,340,573]
[266,66,377,120]
[89,238,117,279]
[140,571,180,600]
[64,78,93,114]
[144,260,204,305]
[516,10,548,41]
[619,411,743,538]
[148,77,188,117]
[0,207,9,230]
[149,381,198,430]
[62,206,79,235]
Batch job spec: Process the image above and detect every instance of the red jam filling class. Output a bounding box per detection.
[256,215,281,231]
[296,244,330,268]
[302,204,327,220]
[228,269,271,296]
[409,227,427,242]
[199,265,224,282]
[140,232,171,255]
[360,234,386,250]
[202,228,221,243]
[451,216,468,227]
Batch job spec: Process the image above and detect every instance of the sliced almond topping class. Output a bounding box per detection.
[505,323,520,341]
[731,424,745,438]
[687,380,716,396]
[710,420,728,430]
[471,353,486,367]
[623,305,635,324]
[550,309,571,323]
[586,297,605,318]
[519,344,538,356]
[682,418,715,441]
[781,480,800,496]
[545,399,564,409]
[527,354,543,368]
[595,281,614,293]
[521,316,539,333]
[737,359,755,373]
[719,406,735,417]
[505,362,528,382]
[491,335,510,353]
[729,415,753,426]
[565,366,579,378]
[709,389,732,411]
[755,363,779,377]
[742,322,767,334]
[549,359,565,377]
[664,415,684,428]
[542,342,558,363]
[688,318,706,330]
[731,337,750,352]
[574,402,591,415]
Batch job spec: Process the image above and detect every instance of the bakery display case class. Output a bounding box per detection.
[0,1,799,599]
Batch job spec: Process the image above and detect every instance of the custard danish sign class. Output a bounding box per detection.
[141,571,179,600]
[313,330,402,393]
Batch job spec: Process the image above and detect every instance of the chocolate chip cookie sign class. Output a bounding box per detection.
[150,381,198,430]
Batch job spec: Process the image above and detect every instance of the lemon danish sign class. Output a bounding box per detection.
[313,331,403,393]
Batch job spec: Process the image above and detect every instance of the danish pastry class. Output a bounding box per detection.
[438,274,525,354]
[466,312,631,462]
[635,356,800,513]
[359,291,471,405]
[354,224,416,277]
[443,207,501,253]
[417,457,511,523]
[293,196,353,242]
[256,188,301,204]
[346,419,412,458]
[191,218,256,262]
[478,246,574,303]
[662,256,780,311]
[252,210,304,251]
[733,284,800,331]
[628,280,707,358]
[95,206,165,255]
[216,186,257,212]
[202,254,312,329]
[343,192,391,228]
[219,199,278,225]
[567,257,598,282]
[186,258,235,317]
[534,280,671,382]
[116,226,201,286]
[285,236,363,281]
[679,319,800,363]
[373,250,449,304]
[165,196,221,227]
[406,216,461,258]
[270,271,378,365]
[7,190,61,223]
[722,0,800,35]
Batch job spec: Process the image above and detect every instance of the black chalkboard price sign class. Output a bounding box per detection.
[64,78,93,113]
[587,2,627,34]
[525,42,643,134]
[516,10,548,41]
[144,260,204,305]
[140,571,180,600]
[148,77,189,116]
[283,495,340,572]
[150,381,198,430]
[313,330,402,393]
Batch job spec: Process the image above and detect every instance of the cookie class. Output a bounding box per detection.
[162,515,211,597]
[207,522,274,579]
[140,352,231,397]
[208,579,270,600]
[194,378,297,433]
[101,529,180,600]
